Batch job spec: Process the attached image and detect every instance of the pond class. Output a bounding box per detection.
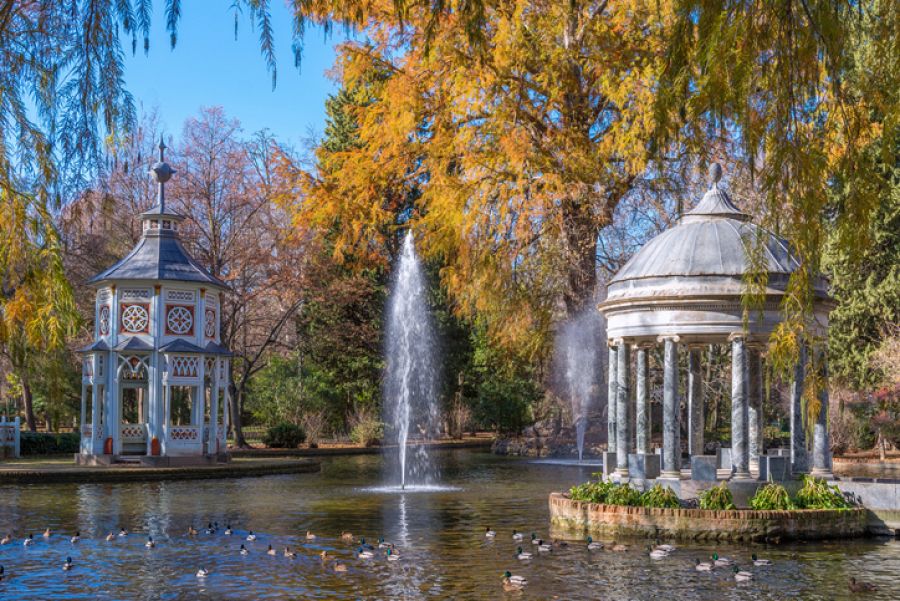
[0,449,896,600]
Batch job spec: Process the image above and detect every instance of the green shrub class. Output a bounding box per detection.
[794,475,852,509]
[699,482,736,510]
[641,484,681,509]
[569,479,616,503]
[349,417,384,447]
[749,482,795,510]
[262,422,306,448]
[605,482,643,506]
[19,432,80,455]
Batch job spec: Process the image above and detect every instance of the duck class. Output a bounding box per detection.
[196,568,209,578]
[267,545,277,556]
[386,549,400,561]
[712,553,733,567]
[552,538,568,548]
[515,546,533,560]
[648,545,668,560]
[187,525,198,536]
[320,550,333,563]
[751,553,772,566]
[655,541,676,553]
[118,528,128,537]
[240,544,250,556]
[224,525,233,536]
[333,562,347,573]
[512,530,523,542]
[536,540,552,553]
[70,531,80,544]
[145,537,155,549]
[484,527,496,539]
[695,558,714,572]
[62,557,73,571]
[357,547,375,559]
[848,576,877,593]
[43,528,52,538]
[341,531,354,542]
[586,536,603,551]
[246,531,257,542]
[378,537,393,549]
[23,534,34,546]
[358,538,374,551]
[205,523,215,535]
[530,533,540,545]
[502,571,527,591]
[306,530,317,541]
[610,541,627,552]
[732,565,753,582]
[0,565,4,581]
[105,532,116,542]
[284,547,296,558]
[0,534,11,545]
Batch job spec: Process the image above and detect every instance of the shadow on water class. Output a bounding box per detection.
[0,449,896,600]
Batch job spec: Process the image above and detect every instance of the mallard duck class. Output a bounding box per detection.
[386,549,400,561]
[118,528,128,537]
[105,532,115,542]
[530,533,540,545]
[512,530,523,542]
[224,525,233,536]
[306,530,317,541]
[751,553,772,566]
[358,538,374,550]
[695,558,714,572]
[712,553,733,567]
[610,541,627,552]
[732,565,753,582]
[266,545,276,556]
[0,534,11,545]
[284,547,296,558]
[246,531,257,542]
[145,537,155,549]
[516,546,532,560]
[378,537,393,549]
[552,539,568,548]
[536,540,552,553]
[585,536,603,551]
[502,571,527,591]
[62,557,73,571]
[43,528,52,538]
[341,531,354,542]
[848,576,877,593]
[70,532,80,544]
[484,527,496,538]
[205,523,215,535]
[333,562,347,573]
[196,568,209,578]
[187,525,198,536]
[648,545,668,559]
[654,541,676,553]
[320,550,333,562]
[357,547,375,559]
[23,534,34,546]
[239,544,250,556]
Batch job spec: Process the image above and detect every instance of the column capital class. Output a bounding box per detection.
[656,334,680,343]
[728,332,747,342]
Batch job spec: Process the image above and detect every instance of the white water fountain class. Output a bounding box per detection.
[382,231,441,490]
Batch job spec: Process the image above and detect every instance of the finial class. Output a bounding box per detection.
[709,162,723,188]
[158,135,167,161]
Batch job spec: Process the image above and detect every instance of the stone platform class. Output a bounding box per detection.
[548,492,869,543]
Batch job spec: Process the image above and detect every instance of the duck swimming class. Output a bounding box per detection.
[118,528,128,537]
[695,558,714,572]
[23,534,34,546]
[246,531,257,542]
[205,523,215,535]
[105,532,115,542]
[1,534,11,545]
[267,545,276,556]
[240,544,249,556]
[502,571,527,591]
[732,565,753,582]
[187,525,198,536]
[43,528,52,538]
[224,525,233,536]
[196,568,209,578]
[536,540,552,553]
[386,549,400,561]
[516,546,533,560]
[70,532,80,544]
[751,553,772,566]
[62,557,73,571]
[378,538,393,549]
[712,553,733,567]
[610,542,627,552]
[357,547,375,559]
[0,565,4,581]
[586,536,603,551]
[306,531,317,541]
[484,527,496,538]
[341,531,354,541]
[145,537,155,549]
[284,547,296,558]
[648,545,668,560]
[848,576,877,593]
[333,562,347,573]
[512,530,523,542]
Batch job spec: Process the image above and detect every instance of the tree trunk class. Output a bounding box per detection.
[229,382,250,448]
[561,200,599,316]
[21,379,37,432]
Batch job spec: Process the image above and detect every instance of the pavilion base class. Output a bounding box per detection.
[75,453,230,467]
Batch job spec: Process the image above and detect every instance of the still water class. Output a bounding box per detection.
[0,450,896,600]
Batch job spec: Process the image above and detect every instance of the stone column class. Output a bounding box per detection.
[607,344,617,449]
[635,346,650,455]
[660,337,680,478]
[748,348,762,473]
[730,335,752,480]
[790,346,809,475]
[687,347,704,457]
[615,340,631,477]
[811,349,834,479]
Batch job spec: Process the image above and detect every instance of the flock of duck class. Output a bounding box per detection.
[0,524,881,594]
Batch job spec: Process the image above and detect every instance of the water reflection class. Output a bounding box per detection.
[0,450,896,600]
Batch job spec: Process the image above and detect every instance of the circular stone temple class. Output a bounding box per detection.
[597,164,833,483]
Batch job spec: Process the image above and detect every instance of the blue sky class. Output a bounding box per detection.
[124,2,345,148]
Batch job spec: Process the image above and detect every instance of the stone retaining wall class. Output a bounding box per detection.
[548,493,868,543]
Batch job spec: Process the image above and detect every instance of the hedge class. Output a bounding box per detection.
[19,432,80,455]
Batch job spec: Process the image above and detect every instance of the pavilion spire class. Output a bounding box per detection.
[150,135,175,213]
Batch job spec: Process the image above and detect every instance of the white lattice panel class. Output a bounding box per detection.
[121,288,152,301]
[166,289,195,302]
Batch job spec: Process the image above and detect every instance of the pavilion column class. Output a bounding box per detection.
[687,347,703,457]
[91,379,100,453]
[635,346,650,455]
[607,344,617,450]
[748,347,763,473]
[615,340,631,477]
[209,361,219,456]
[811,348,834,479]
[660,336,680,478]
[730,335,752,480]
[790,346,809,475]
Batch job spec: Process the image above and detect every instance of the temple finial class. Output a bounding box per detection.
[709,162,723,188]
[150,135,175,213]
[158,135,167,161]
